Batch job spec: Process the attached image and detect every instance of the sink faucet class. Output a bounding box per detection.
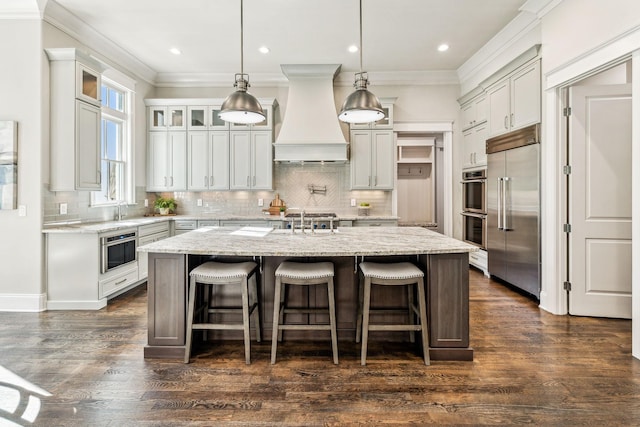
[116,201,128,221]
[300,209,305,233]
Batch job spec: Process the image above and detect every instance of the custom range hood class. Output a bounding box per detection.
[274,64,349,162]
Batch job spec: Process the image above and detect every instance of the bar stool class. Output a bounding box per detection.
[184,261,261,364]
[271,261,338,364]
[356,261,430,366]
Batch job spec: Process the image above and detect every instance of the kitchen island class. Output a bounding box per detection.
[138,226,477,361]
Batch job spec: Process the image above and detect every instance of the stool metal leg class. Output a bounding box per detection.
[271,276,283,364]
[184,276,198,363]
[327,277,339,364]
[360,276,372,366]
[417,276,430,365]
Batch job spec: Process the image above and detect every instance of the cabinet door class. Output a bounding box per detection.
[229,105,273,130]
[75,100,101,190]
[371,130,394,189]
[168,107,186,130]
[149,106,167,130]
[210,131,230,190]
[461,102,475,131]
[147,132,169,190]
[229,132,252,189]
[487,79,510,137]
[511,61,541,130]
[251,131,273,190]
[474,95,487,125]
[473,123,488,166]
[462,128,475,169]
[187,106,208,130]
[187,131,209,190]
[209,106,229,130]
[350,130,373,189]
[168,132,187,190]
[76,62,101,107]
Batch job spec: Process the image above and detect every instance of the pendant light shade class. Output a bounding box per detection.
[219,0,265,124]
[338,0,385,124]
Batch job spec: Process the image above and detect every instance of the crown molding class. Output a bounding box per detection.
[335,70,460,87]
[0,0,43,19]
[456,0,560,95]
[43,0,157,85]
[153,72,289,88]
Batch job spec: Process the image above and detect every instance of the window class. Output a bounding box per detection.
[92,77,133,206]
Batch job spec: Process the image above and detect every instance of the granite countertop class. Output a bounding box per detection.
[42,214,400,234]
[137,226,477,257]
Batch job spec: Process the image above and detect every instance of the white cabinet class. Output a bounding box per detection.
[229,131,273,190]
[487,60,541,137]
[147,131,187,191]
[187,105,229,130]
[352,219,398,227]
[350,130,394,190]
[228,103,275,130]
[461,95,487,131]
[138,222,170,280]
[46,48,104,191]
[462,122,488,169]
[149,106,186,130]
[187,131,230,190]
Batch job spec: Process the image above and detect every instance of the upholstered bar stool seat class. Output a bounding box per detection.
[185,261,261,364]
[357,261,430,366]
[271,261,338,364]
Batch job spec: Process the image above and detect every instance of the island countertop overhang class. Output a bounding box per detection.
[137,226,477,257]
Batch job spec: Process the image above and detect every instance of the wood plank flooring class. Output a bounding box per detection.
[1,268,639,426]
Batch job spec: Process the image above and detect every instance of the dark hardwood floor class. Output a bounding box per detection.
[1,269,639,426]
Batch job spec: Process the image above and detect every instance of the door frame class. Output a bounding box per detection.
[542,45,640,359]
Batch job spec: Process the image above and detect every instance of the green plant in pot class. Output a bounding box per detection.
[154,197,177,215]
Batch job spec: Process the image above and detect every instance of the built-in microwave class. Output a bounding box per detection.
[462,169,487,214]
[101,229,137,274]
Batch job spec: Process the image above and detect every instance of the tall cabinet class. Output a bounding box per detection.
[350,99,395,190]
[46,48,104,191]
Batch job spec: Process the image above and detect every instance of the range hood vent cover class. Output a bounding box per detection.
[274,64,348,162]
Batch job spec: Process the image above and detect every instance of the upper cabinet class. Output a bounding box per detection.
[461,95,487,131]
[350,130,394,190]
[146,98,276,192]
[487,60,541,138]
[46,48,104,191]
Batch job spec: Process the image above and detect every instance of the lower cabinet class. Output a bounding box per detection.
[352,219,398,227]
[138,222,171,280]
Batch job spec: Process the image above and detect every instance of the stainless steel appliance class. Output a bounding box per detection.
[101,229,137,273]
[486,124,540,298]
[461,169,487,249]
[461,169,486,214]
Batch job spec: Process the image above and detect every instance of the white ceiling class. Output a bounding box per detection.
[47,0,529,85]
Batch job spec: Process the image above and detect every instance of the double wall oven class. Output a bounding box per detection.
[461,169,487,249]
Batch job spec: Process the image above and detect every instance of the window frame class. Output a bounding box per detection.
[91,74,135,207]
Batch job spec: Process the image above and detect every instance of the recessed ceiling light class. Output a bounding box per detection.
[348,45,358,53]
[259,46,270,54]
[437,44,449,52]
[169,48,182,55]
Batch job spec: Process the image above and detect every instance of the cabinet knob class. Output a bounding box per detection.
[504,115,509,129]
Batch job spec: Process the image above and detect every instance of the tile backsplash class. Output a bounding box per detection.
[43,163,392,224]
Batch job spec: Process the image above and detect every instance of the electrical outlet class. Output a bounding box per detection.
[144,199,148,207]
[350,199,357,207]
[18,205,26,217]
[60,203,68,215]
[258,198,264,207]
[197,199,203,207]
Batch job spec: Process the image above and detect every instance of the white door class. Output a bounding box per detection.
[251,131,273,190]
[187,131,209,190]
[568,84,632,318]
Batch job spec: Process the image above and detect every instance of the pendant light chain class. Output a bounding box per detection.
[359,0,363,73]
[240,0,244,76]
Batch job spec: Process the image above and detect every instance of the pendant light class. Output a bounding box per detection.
[338,0,385,124]
[219,0,266,124]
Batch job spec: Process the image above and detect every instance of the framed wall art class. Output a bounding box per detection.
[0,121,17,210]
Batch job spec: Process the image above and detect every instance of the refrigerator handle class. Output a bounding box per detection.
[503,177,511,231]
[497,177,503,230]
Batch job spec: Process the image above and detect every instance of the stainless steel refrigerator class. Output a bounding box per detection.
[486,124,540,298]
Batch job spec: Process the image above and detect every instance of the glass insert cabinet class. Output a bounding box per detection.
[149,106,186,130]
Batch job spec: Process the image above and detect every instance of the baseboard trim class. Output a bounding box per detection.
[0,293,47,312]
[46,299,107,311]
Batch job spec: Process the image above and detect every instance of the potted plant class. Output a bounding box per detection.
[154,197,177,215]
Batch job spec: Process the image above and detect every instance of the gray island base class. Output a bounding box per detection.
[138,226,477,361]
